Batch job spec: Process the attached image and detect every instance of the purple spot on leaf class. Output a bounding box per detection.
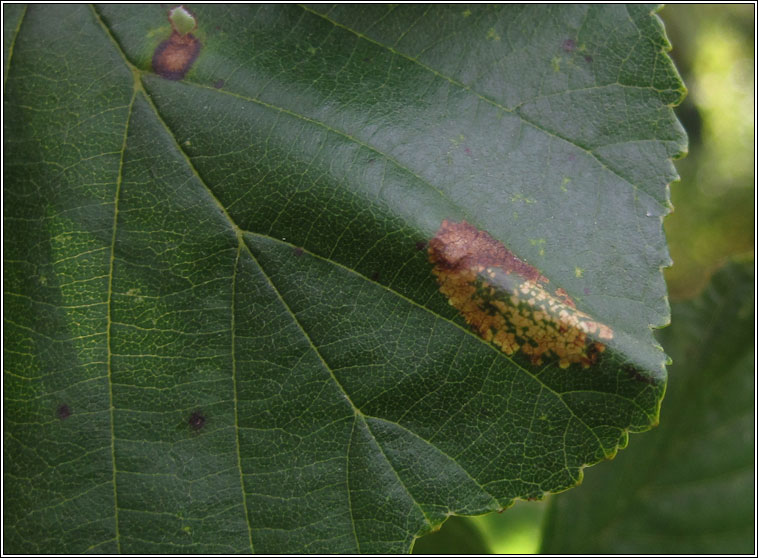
[188,411,206,431]
[56,404,72,420]
[562,38,576,52]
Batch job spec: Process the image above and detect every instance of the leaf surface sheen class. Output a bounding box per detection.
[3,4,685,553]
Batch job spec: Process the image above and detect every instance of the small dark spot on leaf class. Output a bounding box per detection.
[584,55,593,63]
[583,287,590,295]
[370,271,381,281]
[363,57,371,62]
[293,247,304,257]
[56,404,71,420]
[415,240,428,251]
[188,411,206,431]
[213,79,225,89]
[464,147,472,155]
[562,38,576,52]
[497,508,506,514]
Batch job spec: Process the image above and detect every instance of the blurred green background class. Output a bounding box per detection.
[662,3,754,300]
[413,4,755,554]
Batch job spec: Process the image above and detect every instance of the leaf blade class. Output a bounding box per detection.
[4,5,686,553]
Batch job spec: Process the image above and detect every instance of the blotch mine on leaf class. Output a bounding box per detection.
[428,220,613,368]
[152,6,201,81]
[56,403,71,420]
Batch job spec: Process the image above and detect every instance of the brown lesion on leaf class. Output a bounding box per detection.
[152,6,201,81]
[428,220,613,368]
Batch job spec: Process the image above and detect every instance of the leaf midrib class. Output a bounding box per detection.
[104,78,137,555]
[3,4,26,90]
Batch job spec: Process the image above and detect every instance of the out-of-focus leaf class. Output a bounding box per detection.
[4,5,685,553]
[474,500,548,554]
[412,515,490,555]
[540,258,755,554]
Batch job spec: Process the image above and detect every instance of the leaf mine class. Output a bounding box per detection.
[428,220,613,368]
[152,5,201,81]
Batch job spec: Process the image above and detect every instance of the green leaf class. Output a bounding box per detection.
[4,5,685,553]
[540,258,755,554]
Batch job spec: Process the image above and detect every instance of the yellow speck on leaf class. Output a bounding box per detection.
[462,9,472,17]
[511,193,537,204]
[486,27,501,41]
[575,266,584,278]
[428,220,613,368]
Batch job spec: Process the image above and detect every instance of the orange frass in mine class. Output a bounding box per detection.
[428,220,613,368]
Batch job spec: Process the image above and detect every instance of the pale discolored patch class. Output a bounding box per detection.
[428,220,612,368]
